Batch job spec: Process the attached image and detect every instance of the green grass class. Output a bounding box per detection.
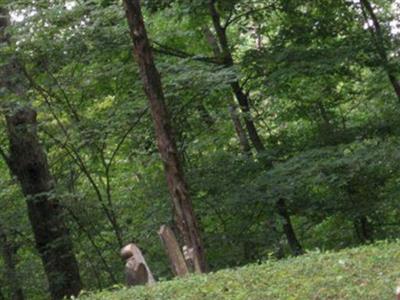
[80,241,400,300]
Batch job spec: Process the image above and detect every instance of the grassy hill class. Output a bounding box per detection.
[80,241,400,300]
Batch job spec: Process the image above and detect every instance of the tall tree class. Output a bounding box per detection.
[3,108,82,300]
[207,0,303,255]
[359,0,400,101]
[202,26,251,154]
[122,0,207,272]
[0,7,82,300]
[208,0,266,154]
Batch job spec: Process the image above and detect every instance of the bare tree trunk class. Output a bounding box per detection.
[123,0,207,272]
[360,0,400,102]
[0,227,25,300]
[4,108,82,300]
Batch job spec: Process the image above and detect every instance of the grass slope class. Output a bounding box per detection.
[81,241,400,300]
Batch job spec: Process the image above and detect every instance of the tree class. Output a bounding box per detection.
[359,0,400,102]
[123,0,207,272]
[207,0,303,255]
[0,7,82,299]
[3,108,82,300]
[208,0,266,154]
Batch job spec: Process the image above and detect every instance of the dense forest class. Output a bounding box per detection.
[1,0,400,299]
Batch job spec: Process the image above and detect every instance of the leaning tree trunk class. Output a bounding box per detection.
[208,0,265,153]
[123,0,207,272]
[360,0,400,102]
[202,26,251,154]
[5,108,82,300]
[207,0,303,256]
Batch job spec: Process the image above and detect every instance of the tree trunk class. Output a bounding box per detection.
[276,199,304,256]
[230,82,266,153]
[123,0,207,272]
[354,216,374,244]
[208,0,302,256]
[388,74,400,100]
[202,26,251,153]
[202,26,223,57]
[5,108,82,300]
[1,5,81,299]
[208,0,265,153]
[360,0,400,102]
[0,227,25,300]
[228,105,251,153]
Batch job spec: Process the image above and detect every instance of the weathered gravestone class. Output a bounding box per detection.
[120,243,155,286]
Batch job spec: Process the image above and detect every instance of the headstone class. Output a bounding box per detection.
[120,243,155,286]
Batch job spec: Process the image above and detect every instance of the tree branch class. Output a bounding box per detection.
[107,107,148,171]
[152,41,221,65]
[224,7,273,29]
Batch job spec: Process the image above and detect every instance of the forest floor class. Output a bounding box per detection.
[80,240,400,300]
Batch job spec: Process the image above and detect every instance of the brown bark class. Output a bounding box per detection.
[5,108,82,300]
[123,0,207,272]
[360,0,400,102]
[0,227,25,300]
